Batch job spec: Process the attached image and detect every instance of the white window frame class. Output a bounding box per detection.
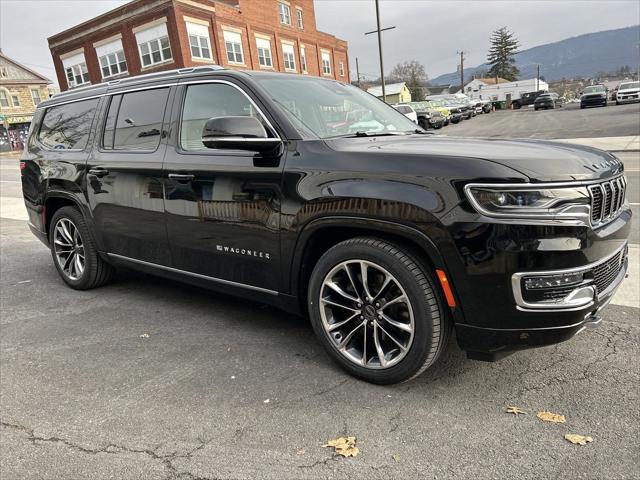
[135,22,173,68]
[256,37,273,68]
[62,51,90,89]
[278,2,291,25]
[339,61,345,77]
[95,38,128,79]
[282,42,296,72]
[223,29,244,65]
[296,7,303,29]
[321,51,332,76]
[0,89,9,107]
[186,21,212,61]
[30,89,42,106]
[11,94,20,107]
[300,45,308,74]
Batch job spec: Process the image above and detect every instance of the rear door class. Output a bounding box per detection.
[162,79,284,291]
[86,84,174,264]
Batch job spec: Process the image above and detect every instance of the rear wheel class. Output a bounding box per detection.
[49,206,114,290]
[418,118,429,130]
[308,238,449,384]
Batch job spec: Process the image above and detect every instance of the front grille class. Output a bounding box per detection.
[588,176,627,226]
[592,248,627,294]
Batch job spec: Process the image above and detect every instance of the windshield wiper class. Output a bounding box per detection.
[327,131,410,139]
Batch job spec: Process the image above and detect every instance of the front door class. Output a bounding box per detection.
[163,80,283,290]
[86,85,173,264]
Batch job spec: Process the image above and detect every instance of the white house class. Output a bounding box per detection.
[463,77,549,102]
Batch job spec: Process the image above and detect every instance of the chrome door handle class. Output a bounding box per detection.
[168,173,195,182]
[88,167,109,177]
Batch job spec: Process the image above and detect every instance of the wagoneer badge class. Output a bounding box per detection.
[216,244,271,260]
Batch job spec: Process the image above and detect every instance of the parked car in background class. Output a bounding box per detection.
[424,99,451,125]
[534,92,563,110]
[393,104,418,123]
[580,85,608,108]
[427,95,464,124]
[409,101,445,129]
[511,90,546,109]
[615,81,639,105]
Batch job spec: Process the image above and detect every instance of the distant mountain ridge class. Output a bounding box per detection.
[429,25,640,85]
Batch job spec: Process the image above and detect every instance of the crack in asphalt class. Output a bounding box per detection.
[0,420,213,480]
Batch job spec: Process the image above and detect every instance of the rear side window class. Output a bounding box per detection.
[103,87,170,151]
[38,98,99,150]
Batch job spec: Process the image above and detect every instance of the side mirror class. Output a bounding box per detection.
[201,116,281,153]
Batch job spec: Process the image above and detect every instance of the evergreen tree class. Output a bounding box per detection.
[486,27,520,81]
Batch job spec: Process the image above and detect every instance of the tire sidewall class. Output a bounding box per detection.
[308,240,443,384]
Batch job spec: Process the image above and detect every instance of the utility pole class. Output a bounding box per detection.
[356,57,361,87]
[365,0,395,103]
[457,51,465,93]
[537,64,540,91]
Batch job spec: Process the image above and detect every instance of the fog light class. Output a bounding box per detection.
[524,272,584,290]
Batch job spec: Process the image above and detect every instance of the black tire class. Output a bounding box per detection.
[616,101,620,105]
[307,237,449,384]
[580,105,585,109]
[49,206,114,290]
[418,118,429,130]
[534,107,539,111]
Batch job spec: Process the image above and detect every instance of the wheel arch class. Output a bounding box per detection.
[43,191,101,249]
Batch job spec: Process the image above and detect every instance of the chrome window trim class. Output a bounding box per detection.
[511,242,628,311]
[106,253,279,295]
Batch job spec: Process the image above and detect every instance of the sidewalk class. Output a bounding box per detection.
[556,135,640,152]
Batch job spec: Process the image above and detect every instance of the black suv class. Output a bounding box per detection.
[21,67,630,384]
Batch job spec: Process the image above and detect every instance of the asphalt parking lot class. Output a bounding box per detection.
[1,103,639,479]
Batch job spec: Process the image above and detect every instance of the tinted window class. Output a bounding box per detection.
[38,98,99,150]
[103,88,170,151]
[180,83,262,151]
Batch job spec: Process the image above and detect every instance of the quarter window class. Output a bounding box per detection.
[102,88,170,151]
[278,2,291,25]
[135,23,172,68]
[186,22,212,60]
[0,90,8,107]
[321,51,332,75]
[38,98,99,150]
[296,8,303,29]
[282,43,296,71]
[96,38,128,78]
[223,30,244,64]
[180,83,265,151]
[256,37,272,68]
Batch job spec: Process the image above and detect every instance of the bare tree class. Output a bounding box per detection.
[388,60,428,101]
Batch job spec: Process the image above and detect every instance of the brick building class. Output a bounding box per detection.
[48,0,349,92]
[0,49,51,151]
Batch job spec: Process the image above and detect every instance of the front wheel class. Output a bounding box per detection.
[418,118,429,130]
[308,238,449,384]
[49,206,114,290]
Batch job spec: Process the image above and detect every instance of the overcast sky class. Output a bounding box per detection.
[0,0,638,86]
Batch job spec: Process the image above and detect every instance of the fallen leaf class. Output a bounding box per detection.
[392,454,401,463]
[537,411,566,423]
[296,448,306,455]
[139,333,150,338]
[263,399,270,404]
[230,376,236,380]
[322,436,359,457]
[565,434,593,445]
[506,406,527,415]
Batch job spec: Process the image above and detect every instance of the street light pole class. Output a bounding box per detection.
[364,0,395,103]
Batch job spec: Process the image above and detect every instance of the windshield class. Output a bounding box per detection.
[620,82,639,90]
[584,85,605,94]
[256,76,419,138]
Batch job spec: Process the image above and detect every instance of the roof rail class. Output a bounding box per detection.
[52,65,225,99]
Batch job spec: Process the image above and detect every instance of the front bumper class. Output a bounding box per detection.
[617,93,639,103]
[581,96,607,106]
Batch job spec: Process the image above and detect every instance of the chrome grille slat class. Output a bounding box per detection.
[588,176,626,227]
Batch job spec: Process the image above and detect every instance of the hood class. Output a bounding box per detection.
[325,135,623,182]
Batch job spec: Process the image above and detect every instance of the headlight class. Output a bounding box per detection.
[464,184,591,224]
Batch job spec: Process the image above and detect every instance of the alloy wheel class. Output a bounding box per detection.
[53,218,85,281]
[319,260,415,369]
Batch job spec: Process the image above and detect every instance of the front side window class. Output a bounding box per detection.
[278,2,291,25]
[257,76,418,139]
[296,8,303,29]
[223,30,244,64]
[256,37,272,68]
[321,51,332,75]
[300,46,308,73]
[31,89,42,106]
[186,22,212,60]
[282,43,296,71]
[180,83,266,151]
[135,23,172,68]
[0,90,9,107]
[102,88,170,151]
[38,98,99,150]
